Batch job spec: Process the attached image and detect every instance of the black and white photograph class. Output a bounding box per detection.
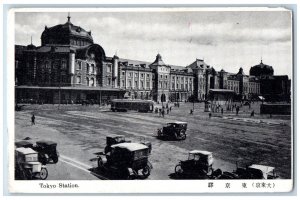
[7,6,294,193]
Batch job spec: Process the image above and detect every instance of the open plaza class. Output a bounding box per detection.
[14,102,291,180]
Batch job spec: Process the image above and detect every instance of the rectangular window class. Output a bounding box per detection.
[135,81,138,88]
[77,61,82,70]
[146,81,150,88]
[160,81,162,89]
[108,78,111,85]
[129,72,133,77]
[129,80,132,87]
[140,80,144,88]
[107,65,112,73]
[135,73,138,78]
[61,60,67,70]
[122,80,125,87]
[160,75,163,79]
[141,73,144,78]
[147,73,150,78]
[165,82,168,89]
[165,75,168,79]
[122,71,125,76]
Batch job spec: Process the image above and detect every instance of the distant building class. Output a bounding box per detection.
[15,15,290,104]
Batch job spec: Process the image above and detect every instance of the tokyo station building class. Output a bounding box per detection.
[15,15,290,104]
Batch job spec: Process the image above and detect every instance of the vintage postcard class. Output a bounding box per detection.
[6,7,293,193]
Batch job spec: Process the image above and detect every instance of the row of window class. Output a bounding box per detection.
[76,61,96,74]
[71,39,90,46]
[76,76,96,86]
[121,80,151,89]
[122,71,151,78]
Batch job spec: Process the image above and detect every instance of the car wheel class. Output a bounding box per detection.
[97,157,104,168]
[39,168,48,180]
[175,164,183,175]
[142,165,151,178]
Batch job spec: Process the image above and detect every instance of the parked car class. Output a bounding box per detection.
[97,143,152,179]
[175,150,214,178]
[218,164,279,179]
[15,147,48,180]
[244,164,279,179]
[32,140,59,165]
[157,121,187,140]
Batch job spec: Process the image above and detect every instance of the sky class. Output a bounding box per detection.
[15,10,292,77]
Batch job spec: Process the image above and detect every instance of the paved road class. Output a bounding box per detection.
[14,102,291,179]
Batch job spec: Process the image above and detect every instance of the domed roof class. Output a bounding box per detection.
[41,14,93,46]
[250,59,274,77]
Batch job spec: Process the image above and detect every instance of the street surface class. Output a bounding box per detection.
[14,102,292,180]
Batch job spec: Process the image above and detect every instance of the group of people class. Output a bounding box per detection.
[155,104,172,118]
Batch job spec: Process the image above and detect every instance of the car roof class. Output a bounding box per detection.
[15,140,33,146]
[248,164,275,173]
[15,147,37,154]
[111,142,148,151]
[36,140,57,145]
[168,121,187,124]
[189,150,212,155]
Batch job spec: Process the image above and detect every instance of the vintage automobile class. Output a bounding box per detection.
[157,121,187,140]
[97,143,152,179]
[15,140,34,148]
[175,150,214,178]
[32,140,59,165]
[218,164,279,179]
[104,136,152,155]
[15,147,48,180]
[244,164,279,179]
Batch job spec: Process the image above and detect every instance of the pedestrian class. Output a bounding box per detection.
[236,106,239,115]
[162,109,165,118]
[251,110,254,117]
[209,112,212,118]
[190,109,193,115]
[167,108,169,114]
[221,108,223,115]
[31,114,35,125]
[159,109,162,116]
[169,106,172,112]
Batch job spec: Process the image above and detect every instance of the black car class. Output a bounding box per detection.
[33,140,59,165]
[157,121,187,140]
[97,143,152,179]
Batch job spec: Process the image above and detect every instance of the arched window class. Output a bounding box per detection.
[86,77,89,86]
[91,78,95,86]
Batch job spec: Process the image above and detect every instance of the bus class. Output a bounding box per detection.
[111,99,154,112]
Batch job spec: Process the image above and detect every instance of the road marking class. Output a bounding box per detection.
[60,155,92,169]
[59,155,109,180]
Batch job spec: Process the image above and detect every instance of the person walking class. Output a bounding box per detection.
[221,108,223,115]
[251,110,255,117]
[31,114,35,125]
[236,106,239,115]
[162,109,165,118]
